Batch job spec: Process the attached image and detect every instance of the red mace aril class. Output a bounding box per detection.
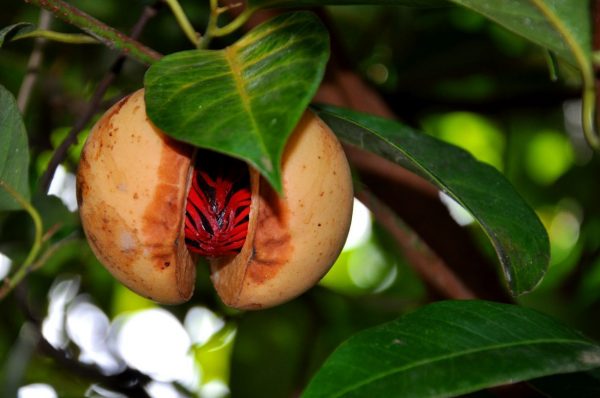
[77,89,353,309]
[184,151,252,257]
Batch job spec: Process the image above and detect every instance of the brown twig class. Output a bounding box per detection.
[17,10,52,113]
[357,189,477,300]
[39,2,162,193]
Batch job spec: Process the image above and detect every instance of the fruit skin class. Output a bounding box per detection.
[211,112,353,309]
[77,89,196,304]
[77,89,353,309]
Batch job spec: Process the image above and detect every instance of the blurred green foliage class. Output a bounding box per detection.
[1,1,599,397]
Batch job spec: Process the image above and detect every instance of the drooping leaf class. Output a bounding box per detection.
[448,0,591,67]
[145,11,329,193]
[248,0,590,68]
[314,105,549,296]
[0,85,30,211]
[0,23,35,48]
[302,300,600,398]
[445,0,595,148]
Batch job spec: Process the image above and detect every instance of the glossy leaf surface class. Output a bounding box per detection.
[449,0,590,67]
[303,300,600,398]
[0,85,30,210]
[145,12,329,192]
[314,105,549,295]
[250,0,589,67]
[0,23,34,47]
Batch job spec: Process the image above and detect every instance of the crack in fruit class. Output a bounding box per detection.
[184,150,252,257]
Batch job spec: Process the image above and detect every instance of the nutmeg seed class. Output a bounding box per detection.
[77,89,353,309]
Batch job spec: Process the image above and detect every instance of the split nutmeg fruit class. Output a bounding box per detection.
[76,89,353,309]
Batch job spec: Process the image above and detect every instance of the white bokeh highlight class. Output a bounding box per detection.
[42,277,81,349]
[18,384,57,398]
[200,380,230,398]
[66,297,124,374]
[48,164,78,212]
[109,309,200,390]
[145,381,185,398]
[184,306,225,346]
[39,276,232,396]
[439,192,474,226]
[0,251,12,280]
[343,199,372,251]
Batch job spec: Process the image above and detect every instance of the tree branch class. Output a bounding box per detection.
[23,0,162,65]
[357,189,477,300]
[17,9,52,113]
[39,2,162,193]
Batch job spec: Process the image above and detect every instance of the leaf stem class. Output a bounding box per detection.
[530,0,599,150]
[201,1,254,48]
[0,181,44,300]
[163,0,201,48]
[23,0,161,64]
[210,8,254,37]
[199,0,220,49]
[14,30,99,44]
[582,77,600,149]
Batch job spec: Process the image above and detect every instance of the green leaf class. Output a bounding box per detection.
[144,11,329,192]
[0,85,30,211]
[445,1,596,149]
[0,23,35,48]
[248,0,590,67]
[248,0,446,8]
[302,300,600,398]
[448,0,591,67]
[314,105,549,296]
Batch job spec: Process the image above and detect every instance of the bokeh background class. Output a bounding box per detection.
[1,1,599,397]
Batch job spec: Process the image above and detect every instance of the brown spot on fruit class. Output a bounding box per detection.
[77,89,196,304]
[247,183,291,284]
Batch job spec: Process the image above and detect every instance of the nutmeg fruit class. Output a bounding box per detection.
[77,89,353,309]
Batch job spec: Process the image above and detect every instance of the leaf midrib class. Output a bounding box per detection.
[224,45,269,163]
[327,338,597,398]
[450,0,588,72]
[528,0,590,75]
